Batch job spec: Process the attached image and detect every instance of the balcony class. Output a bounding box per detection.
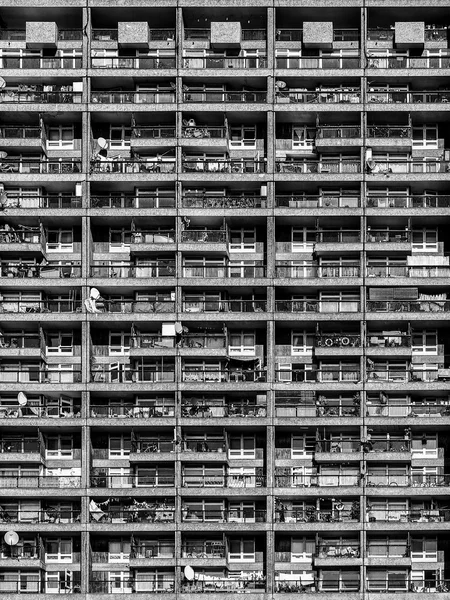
[366,473,450,487]
[368,89,450,104]
[367,194,450,208]
[92,28,175,42]
[90,578,175,594]
[366,507,448,523]
[367,125,412,148]
[90,54,176,69]
[91,194,175,209]
[0,125,41,142]
[181,401,267,418]
[315,334,361,349]
[183,264,266,279]
[275,506,359,523]
[314,543,360,560]
[275,263,361,279]
[276,158,361,174]
[182,473,265,488]
[181,542,225,559]
[367,401,450,418]
[275,299,361,313]
[367,264,450,278]
[89,502,175,524]
[183,299,266,313]
[183,55,267,69]
[275,473,360,488]
[131,439,175,454]
[0,579,81,594]
[275,194,360,208]
[182,158,266,174]
[181,230,227,244]
[181,577,265,593]
[0,508,80,524]
[90,473,175,488]
[183,90,267,104]
[0,367,82,384]
[90,158,176,174]
[0,298,82,314]
[182,368,266,383]
[91,90,176,104]
[0,158,81,174]
[131,542,175,560]
[315,125,362,151]
[1,194,81,209]
[184,28,266,42]
[90,262,176,278]
[1,261,81,279]
[0,52,82,69]
[182,125,227,140]
[182,507,266,523]
[0,88,81,104]
[90,403,175,419]
[90,366,175,383]
[276,54,360,70]
[0,474,81,488]
[276,87,361,104]
[182,195,265,209]
[368,51,450,69]
[275,402,359,419]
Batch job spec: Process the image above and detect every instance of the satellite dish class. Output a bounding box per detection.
[184,566,195,581]
[97,137,108,150]
[4,531,19,546]
[90,288,101,300]
[276,80,287,89]
[17,392,28,406]
[187,119,196,127]
[0,77,6,90]
[174,322,183,334]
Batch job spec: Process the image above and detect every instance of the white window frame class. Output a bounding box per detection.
[410,537,438,561]
[47,364,75,384]
[292,126,315,150]
[412,125,438,149]
[228,331,256,356]
[292,227,315,251]
[109,125,131,149]
[45,538,73,563]
[109,539,131,563]
[46,436,73,459]
[412,228,438,252]
[229,229,257,252]
[109,467,132,488]
[47,125,75,150]
[229,125,257,149]
[228,435,256,459]
[228,501,256,523]
[109,435,131,458]
[46,332,73,355]
[108,571,132,594]
[109,332,131,355]
[228,538,255,562]
[46,229,74,252]
[412,330,438,355]
[291,331,314,355]
[291,434,314,458]
[291,537,315,562]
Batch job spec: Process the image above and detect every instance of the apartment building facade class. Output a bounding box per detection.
[0,0,449,596]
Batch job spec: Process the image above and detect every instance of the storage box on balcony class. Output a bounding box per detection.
[26,22,58,48]
[303,22,333,48]
[118,22,150,48]
[211,22,241,49]
[395,22,424,48]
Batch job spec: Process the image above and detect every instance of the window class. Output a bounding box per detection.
[292,466,315,487]
[109,228,132,251]
[412,125,438,149]
[136,466,174,487]
[46,229,73,252]
[108,467,132,488]
[319,292,359,313]
[47,126,74,149]
[367,570,407,592]
[109,332,131,355]
[228,467,258,488]
[229,229,256,252]
[228,538,255,562]
[412,331,437,354]
[46,436,73,459]
[109,125,131,149]
[228,331,256,355]
[410,537,437,560]
[183,466,224,487]
[320,570,360,591]
[184,293,221,313]
[109,436,131,458]
[292,228,315,251]
[291,538,315,561]
[229,126,256,149]
[109,539,131,563]
[292,126,315,150]
[411,435,438,457]
[228,501,256,523]
[108,571,132,594]
[47,333,73,355]
[228,435,256,458]
[292,331,314,355]
[412,228,438,252]
[292,435,314,458]
[276,49,301,69]
[46,364,75,384]
[45,538,72,563]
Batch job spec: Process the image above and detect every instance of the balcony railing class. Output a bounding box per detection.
[368,52,450,69]
[276,195,360,208]
[0,90,81,103]
[182,508,266,522]
[181,230,227,243]
[91,28,118,40]
[0,126,41,139]
[367,368,442,382]
[183,90,267,103]
[276,55,360,69]
[0,29,26,40]
[275,300,360,313]
[91,474,175,488]
[90,263,176,278]
[0,159,81,174]
[367,403,450,417]
[0,299,82,314]
[90,579,174,593]
[183,265,266,278]
[90,158,176,174]
[367,334,411,347]
[0,437,39,452]
[425,27,448,41]
[0,369,82,383]
[182,369,266,383]
[183,56,267,69]
[0,580,81,594]
[367,29,394,41]
[1,54,82,69]
[182,158,266,173]
[275,474,360,487]
[1,262,81,279]
[275,369,361,383]
[275,404,359,418]
[276,159,360,174]
[181,579,265,593]
[91,90,176,104]
[368,90,450,104]
[89,506,175,523]
[315,230,361,243]
[367,230,410,242]
[316,125,361,139]
[0,404,81,419]
[367,125,411,138]
[315,334,361,348]
[275,508,358,523]
[183,299,266,313]
[131,544,175,559]
[315,544,360,558]
[90,404,175,419]
[2,195,81,209]
[58,29,83,40]
[367,264,450,278]
[366,474,450,487]
[91,195,175,209]
[276,29,303,41]
[181,403,267,418]
[132,126,176,139]
[277,89,361,104]
[0,228,41,244]
[90,367,175,383]
[367,543,409,558]
[0,509,80,524]
[182,473,266,488]
[275,264,361,278]
[367,195,450,208]
[0,474,81,488]
[131,440,175,453]
[182,195,264,208]
[182,125,226,139]
[91,56,176,69]
[181,543,225,558]
[366,508,450,523]
[368,158,450,174]
[114,229,175,244]
[367,300,450,313]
